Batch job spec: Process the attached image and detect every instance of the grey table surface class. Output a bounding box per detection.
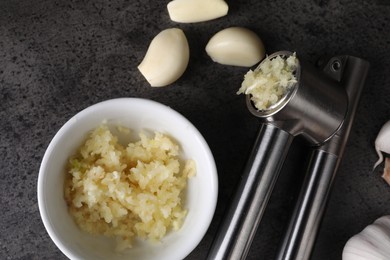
[1,0,390,259]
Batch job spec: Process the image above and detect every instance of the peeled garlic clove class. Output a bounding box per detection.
[138,28,189,87]
[167,0,228,23]
[373,120,390,169]
[205,27,265,67]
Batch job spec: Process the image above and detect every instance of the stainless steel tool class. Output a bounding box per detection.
[207,51,369,260]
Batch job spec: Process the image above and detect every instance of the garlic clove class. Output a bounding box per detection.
[138,28,189,87]
[167,0,228,23]
[382,158,390,185]
[205,27,266,67]
[373,120,390,169]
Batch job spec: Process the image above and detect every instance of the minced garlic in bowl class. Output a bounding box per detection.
[64,124,196,251]
[38,98,217,260]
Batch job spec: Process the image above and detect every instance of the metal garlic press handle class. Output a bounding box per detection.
[276,56,370,260]
[276,149,339,260]
[207,123,293,260]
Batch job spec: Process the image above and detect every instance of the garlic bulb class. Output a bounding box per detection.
[167,0,228,23]
[205,27,265,67]
[343,215,390,260]
[374,121,390,170]
[138,28,189,87]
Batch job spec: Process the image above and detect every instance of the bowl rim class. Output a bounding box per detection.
[37,97,218,260]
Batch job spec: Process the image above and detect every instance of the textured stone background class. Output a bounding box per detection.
[1,0,389,259]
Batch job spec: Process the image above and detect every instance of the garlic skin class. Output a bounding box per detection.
[138,28,189,87]
[342,215,390,260]
[167,0,228,23]
[383,158,390,186]
[205,27,265,67]
[373,121,390,169]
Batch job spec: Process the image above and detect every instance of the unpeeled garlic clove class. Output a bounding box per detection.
[373,120,390,169]
[167,0,228,23]
[205,27,266,67]
[383,158,390,186]
[138,28,189,87]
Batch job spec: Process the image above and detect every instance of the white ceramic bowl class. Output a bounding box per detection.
[38,98,218,260]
